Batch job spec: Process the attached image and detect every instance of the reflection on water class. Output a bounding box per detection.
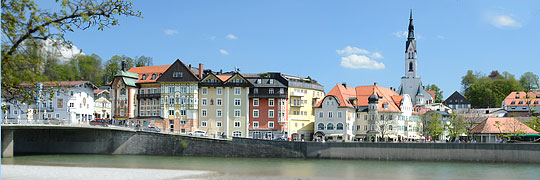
[3,154,540,180]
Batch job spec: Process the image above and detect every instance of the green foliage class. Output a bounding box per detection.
[1,0,141,104]
[463,71,523,108]
[425,84,443,103]
[135,56,153,67]
[519,72,539,92]
[422,112,444,140]
[447,112,465,139]
[103,55,135,83]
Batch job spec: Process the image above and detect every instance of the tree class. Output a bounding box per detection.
[421,112,444,141]
[425,84,443,103]
[103,55,135,83]
[488,70,502,79]
[1,0,141,104]
[377,115,394,142]
[135,56,153,67]
[461,70,479,92]
[519,72,540,92]
[74,54,104,86]
[461,110,485,141]
[463,71,522,108]
[447,112,465,140]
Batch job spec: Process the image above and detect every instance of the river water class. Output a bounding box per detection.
[2,155,540,180]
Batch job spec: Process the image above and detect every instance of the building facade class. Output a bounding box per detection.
[246,73,289,139]
[397,10,434,105]
[283,74,325,141]
[502,91,540,116]
[444,91,471,110]
[93,89,112,120]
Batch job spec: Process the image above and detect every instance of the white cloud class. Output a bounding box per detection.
[164,29,179,35]
[336,46,370,56]
[336,46,385,70]
[225,34,238,40]
[219,49,229,55]
[340,54,385,70]
[393,31,408,38]
[43,39,84,63]
[489,15,522,28]
[370,52,383,59]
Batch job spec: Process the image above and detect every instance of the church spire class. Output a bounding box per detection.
[408,9,414,39]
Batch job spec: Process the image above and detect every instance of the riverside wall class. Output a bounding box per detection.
[2,126,540,163]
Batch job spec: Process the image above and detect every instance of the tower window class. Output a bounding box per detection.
[409,62,413,72]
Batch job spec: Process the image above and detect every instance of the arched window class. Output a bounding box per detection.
[409,62,413,72]
[141,74,147,80]
[336,123,344,130]
[233,131,242,137]
[327,123,334,130]
[318,123,325,130]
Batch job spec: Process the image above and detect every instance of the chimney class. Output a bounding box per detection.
[374,82,378,86]
[121,60,126,71]
[198,63,203,79]
[342,82,347,88]
[220,69,223,74]
[189,64,191,69]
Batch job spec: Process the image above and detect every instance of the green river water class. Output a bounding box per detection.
[2,154,540,179]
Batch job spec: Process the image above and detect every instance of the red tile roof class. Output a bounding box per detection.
[503,91,540,107]
[316,84,405,112]
[127,65,171,83]
[21,81,93,87]
[216,75,232,82]
[472,117,539,134]
[426,90,436,100]
[94,89,107,95]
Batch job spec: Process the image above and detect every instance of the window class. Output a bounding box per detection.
[254,88,259,94]
[233,131,242,137]
[173,72,183,78]
[256,79,262,84]
[253,121,259,128]
[202,109,207,117]
[180,110,186,116]
[151,74,156,80]
[269,121,274,128]
[169,110,174,116]
[268,110,274,118]
[120,88,126,95]
[55,114,60,118]
[154,88,158,93]
[253,110,259,117]
[337,111,342,118]
[180,120,186,125]
[327,123,334,130]
[234,109,241,117]
[201,121,207,127]
[317,123,325,130]
[70,91,74,96]
[142,74,147,80]
[279,88,284,94]
[217,98,222,106]
[380,115,385,120]
[202,88,207,95]
[169,98,174,104]
[234,121,241,127]
[269,99,274,106]
[202,98,207,106]
[269,88,274,94]
[336,123,344,130]
[234,98,241,106]
[153,99,157,105]
[319,111,324,118]
[169,87,174,93]
[235,87,241,95]
[217,88,222,95]
[181,87,187,93]
[328,112,333,118]
[364,125,368,131]
[217,109,222,117]
[389,125,393,131]
[69,103,74,108]
[217,121,222,127]
[253,99,259,106]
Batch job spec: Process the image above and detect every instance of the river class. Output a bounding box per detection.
[2,155,540,180]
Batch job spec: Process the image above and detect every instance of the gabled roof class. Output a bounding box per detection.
[94,89,108,95]
[156,59,201,82]
[21,81,97,89]
[128,65,171,83]
[503,91,540,107]
[315,84,356,108]
[426,91,436,100]
[115,71,139,79]
[444,91,470,105]
[472,117,539,134]
[216,75,232,82]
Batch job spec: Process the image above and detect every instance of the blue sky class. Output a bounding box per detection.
[54,0,540,98]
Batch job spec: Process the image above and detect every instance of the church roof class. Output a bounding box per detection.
[405,9,416,52]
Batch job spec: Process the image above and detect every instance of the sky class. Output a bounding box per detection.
[45,0,540,98]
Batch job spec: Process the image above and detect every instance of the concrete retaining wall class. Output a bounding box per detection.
[3,126,540,163]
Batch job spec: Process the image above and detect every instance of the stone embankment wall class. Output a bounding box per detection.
[3,126,540,163]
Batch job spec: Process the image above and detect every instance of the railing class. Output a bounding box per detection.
[137,93,161,99]
[290,91,305,97]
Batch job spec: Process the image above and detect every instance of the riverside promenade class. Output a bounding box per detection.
[2,124,540,163]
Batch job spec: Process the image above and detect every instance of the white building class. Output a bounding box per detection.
[2,81,97,124]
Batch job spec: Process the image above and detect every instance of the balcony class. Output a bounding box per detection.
[290,91,305,97]
[137,93,161,99]
[290,103,303,107]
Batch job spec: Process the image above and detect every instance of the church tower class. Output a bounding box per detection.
[405,10,417,78]
[398,10,433,106]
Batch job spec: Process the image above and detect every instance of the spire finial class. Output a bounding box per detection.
[410,9,413,19]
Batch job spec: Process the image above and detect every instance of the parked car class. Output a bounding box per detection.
[90,119,108,126]
[143,126,161,132]
[189,130,207,137]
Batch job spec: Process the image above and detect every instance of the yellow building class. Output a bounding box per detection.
[283,74,325,141]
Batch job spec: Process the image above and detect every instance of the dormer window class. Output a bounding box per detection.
[141,74,147,80]
[269,79,274,84]
[535,101,539,105]
[511,101,515,105]
[519,101,523,104]
[151,74,156,80]
[256,79,262,84]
